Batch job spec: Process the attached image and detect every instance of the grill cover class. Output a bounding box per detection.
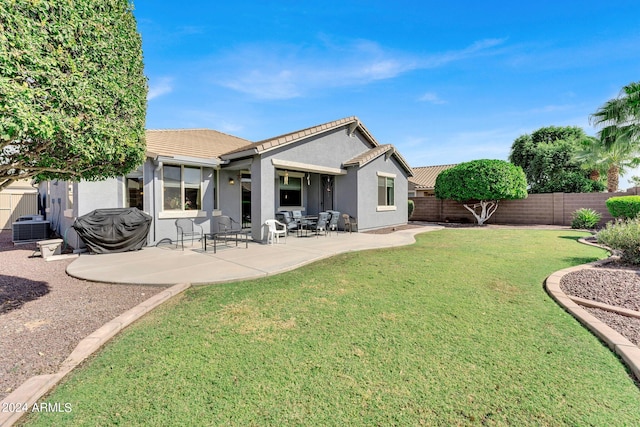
[73,208,152,254]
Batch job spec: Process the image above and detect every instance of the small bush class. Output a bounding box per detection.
[606,196,640,219]
[571,208,602,229]
[408,200,415,219]
[597,218,640,264]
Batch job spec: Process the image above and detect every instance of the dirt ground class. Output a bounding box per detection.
[0,231,166,400]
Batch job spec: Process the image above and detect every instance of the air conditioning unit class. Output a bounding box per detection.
[12,220,51,243]
[16,215,44,222]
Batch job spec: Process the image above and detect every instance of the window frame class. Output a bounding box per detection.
[63,181,75,217]
[277,170,305,210]
[160,164,204,217]
[376,172,397,211]
[124,166,144,210]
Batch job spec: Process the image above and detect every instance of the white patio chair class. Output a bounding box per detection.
[265,219,287,244]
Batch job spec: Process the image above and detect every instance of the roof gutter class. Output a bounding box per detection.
[152,154,220,168]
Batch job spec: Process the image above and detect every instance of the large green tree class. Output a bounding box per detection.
[0,0,147,191]
[435,159,527,225]
[508,126,604,193]
[591,81,640,149]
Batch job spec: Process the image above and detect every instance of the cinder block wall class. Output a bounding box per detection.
[410,187,640,226]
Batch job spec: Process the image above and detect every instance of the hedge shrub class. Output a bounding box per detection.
[408,200,415,219]
[606,196,640,219]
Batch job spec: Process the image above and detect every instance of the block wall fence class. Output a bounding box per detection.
[409,187,640,227]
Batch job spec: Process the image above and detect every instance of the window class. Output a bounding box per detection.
[378,176,395,206]
[163,165,202,210]
[125,167,144,210]
[212,169,219,210]
[66,182,74,210]
[279,175,302,207]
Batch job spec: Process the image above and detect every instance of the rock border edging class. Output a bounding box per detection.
[545,238,640,382]
[0,283,191,427]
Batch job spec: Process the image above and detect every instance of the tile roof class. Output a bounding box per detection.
[343,145,395,167]
[146,118,413,176]
[221,116,413,175]
[221,116,360,157]
[409,164,457,189]
[145,129,251,160]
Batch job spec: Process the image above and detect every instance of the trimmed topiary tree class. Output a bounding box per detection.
[435,159,528,225]
[0,0,148,190]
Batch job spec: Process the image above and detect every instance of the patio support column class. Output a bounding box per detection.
[251,158,275,242]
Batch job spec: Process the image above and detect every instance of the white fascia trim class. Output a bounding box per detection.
[272,159,347,175]
[376,171,397,178]
[155,155,220,168]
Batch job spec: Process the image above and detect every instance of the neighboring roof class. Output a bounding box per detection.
[145,129,251,160]
[221,116,413,176]
[1,179,37,193]
[409,164,458,190]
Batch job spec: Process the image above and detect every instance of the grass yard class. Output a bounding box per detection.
[22,229,640,426]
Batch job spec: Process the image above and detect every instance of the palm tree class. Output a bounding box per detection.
[590,81,640,149]
[574,136,640,192]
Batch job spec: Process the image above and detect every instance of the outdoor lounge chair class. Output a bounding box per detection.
[175,218,203,250]
[342,214,358,233]
[276,211,298,233]
[310,212,330,237]
[265,219,287,244]
[217,215,242,233]
[327,210,340,235]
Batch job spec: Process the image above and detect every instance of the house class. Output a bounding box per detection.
[408,164,457,197]
[40,116,413,247]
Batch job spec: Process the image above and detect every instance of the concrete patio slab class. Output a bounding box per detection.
[66,225,444,285]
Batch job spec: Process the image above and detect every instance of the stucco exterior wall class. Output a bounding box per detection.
[355,154,409,231]
[39,178,122,249]
[246,125,410,234]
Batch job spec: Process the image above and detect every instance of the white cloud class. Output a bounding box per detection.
[211,38,507,100]
[419,92,447,104]
[147,77,174,100]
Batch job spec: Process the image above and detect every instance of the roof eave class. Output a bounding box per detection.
[153,154,221,168]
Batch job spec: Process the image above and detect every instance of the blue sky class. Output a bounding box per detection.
[133,1,640,185]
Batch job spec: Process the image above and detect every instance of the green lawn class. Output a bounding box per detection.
[22,229,640,426]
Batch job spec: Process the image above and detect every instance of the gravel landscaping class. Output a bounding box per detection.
[560,263,640,346]
[0,231,167,401]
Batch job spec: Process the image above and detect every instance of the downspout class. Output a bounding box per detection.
[153,160,163,244]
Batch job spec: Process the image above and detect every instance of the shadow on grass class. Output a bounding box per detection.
[562,256,602,266]
[0,275,50,314]
[557,235,584,242]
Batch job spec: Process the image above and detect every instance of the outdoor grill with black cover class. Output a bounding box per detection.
[72,208,152,254]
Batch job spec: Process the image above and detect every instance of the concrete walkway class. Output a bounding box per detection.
[67,224,444,285]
